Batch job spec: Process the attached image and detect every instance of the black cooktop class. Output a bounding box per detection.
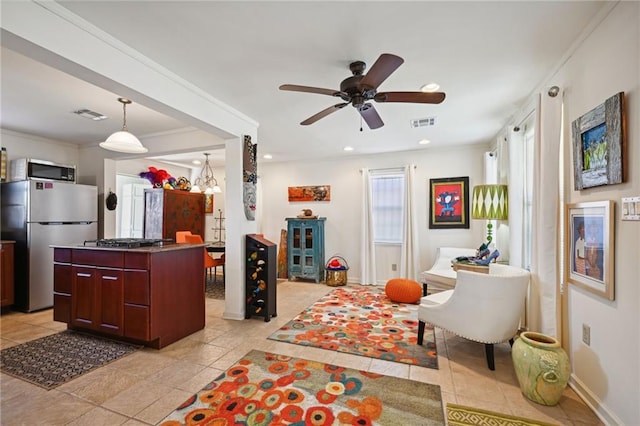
[84,238,170,248]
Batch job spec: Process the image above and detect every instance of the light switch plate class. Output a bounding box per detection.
[621,197,640,221]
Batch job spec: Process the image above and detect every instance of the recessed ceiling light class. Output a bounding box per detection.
[263,154,273,159]
[192,160,201,165]
[420,83,440,92]
[344,146,354,151]
[419,139,431,145]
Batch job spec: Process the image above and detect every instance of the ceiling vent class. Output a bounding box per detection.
[410,116,436,128]
[73,109,108,121]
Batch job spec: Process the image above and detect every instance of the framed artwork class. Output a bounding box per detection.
[288,185,331,202]
[204,194,214,214]
[429,176,469,229]
[565,200,615,300]
[571,92,625,190]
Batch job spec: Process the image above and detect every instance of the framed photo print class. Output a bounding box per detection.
[571,92,625,190]
[204,194,214,214]
[429,176,470,229]
[565,200,615,300]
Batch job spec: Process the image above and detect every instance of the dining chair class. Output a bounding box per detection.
[175,230,193,243]
[184,234,225,284]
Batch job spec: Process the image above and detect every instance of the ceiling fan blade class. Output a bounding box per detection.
[359,103,384,129]
[300,103,349,125]
[280,84,346,98]
[375,91,446,104]
[359,53,404,90]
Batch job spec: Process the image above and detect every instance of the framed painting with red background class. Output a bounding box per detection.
[429,176,470,229]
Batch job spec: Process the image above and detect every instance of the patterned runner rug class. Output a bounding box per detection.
[0,330,140,390]
[159,349,445,425]
[206,276,225,299]
[447,403,560,426]
[268,285,438,369]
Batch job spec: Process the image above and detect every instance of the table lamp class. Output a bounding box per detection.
[472,184,508,244]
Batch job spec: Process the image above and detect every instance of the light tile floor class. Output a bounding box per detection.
[0,281,603,425]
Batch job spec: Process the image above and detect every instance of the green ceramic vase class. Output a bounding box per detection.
[512,331,570,406]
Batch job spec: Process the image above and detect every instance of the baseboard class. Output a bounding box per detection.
[569,374,622,425]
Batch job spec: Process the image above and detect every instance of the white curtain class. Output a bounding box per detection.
[360,168,376,285]
[530,88,563,336]
[399,165,419,279]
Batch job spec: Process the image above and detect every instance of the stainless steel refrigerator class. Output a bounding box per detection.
[1,180,97,312]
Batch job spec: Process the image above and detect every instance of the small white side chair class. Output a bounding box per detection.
[417,263,530,370]
[419,247,477,294]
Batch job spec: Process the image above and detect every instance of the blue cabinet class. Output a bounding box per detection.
[286,218,325,283]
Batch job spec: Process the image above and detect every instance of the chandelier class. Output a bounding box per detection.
[191,153,222,194]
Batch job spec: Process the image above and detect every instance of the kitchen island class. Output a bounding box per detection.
[52,242,205,349]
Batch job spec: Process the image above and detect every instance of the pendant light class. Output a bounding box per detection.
[99,97,148,153]
[191,153,222,194]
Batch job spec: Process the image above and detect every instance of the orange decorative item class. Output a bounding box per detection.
[385,278,422,304]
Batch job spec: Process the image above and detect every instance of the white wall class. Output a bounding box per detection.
[258,144,487,283]
[558,3,639,424]
[1,129,81,179]
[500,3,639,424]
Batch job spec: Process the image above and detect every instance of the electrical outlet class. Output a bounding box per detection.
[582,324,591,346]
[391,263,397,271]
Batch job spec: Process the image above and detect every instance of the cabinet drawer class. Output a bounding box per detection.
[124,270,150,305]
[73,250,124,268]
[125,252,150,270]
[124,304,150,341]
[54,264,72,294]
[53,294,71,324]
[54,248,71,263]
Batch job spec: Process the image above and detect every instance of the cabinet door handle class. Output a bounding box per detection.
[102,275,118,281]
[76,272,92,278]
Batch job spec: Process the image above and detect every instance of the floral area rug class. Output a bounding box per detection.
[268,285,438,369]
[0,330,140,390]
[159,349,444,425]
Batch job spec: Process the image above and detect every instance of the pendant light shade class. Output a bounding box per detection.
[100,98,148,153]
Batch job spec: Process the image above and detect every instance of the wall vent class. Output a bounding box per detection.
[73,109,108,121]
[410,116,436,128]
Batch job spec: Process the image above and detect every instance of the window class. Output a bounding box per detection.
[370,171,405,243]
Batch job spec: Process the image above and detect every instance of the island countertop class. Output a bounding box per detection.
[50,242,204,253]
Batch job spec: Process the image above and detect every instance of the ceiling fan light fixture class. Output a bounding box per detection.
[100,98,148,153]
[420,82,440,92]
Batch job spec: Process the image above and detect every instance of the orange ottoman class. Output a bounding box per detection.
[385,278,422,304]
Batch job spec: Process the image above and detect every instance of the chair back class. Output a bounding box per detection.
[449,264,530,342]
[184,234,215,268]
[176,231,193,243]
[419,264,530,344]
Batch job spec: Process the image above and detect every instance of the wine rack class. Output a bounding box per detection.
[245,234,277,322]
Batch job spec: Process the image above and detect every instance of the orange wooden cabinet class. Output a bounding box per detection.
[143,189,205,240]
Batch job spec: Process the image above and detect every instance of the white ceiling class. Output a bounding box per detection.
[0,1,606,169]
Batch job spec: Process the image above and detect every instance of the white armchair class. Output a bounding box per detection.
[417,264,530,370]
[419,247,477,294]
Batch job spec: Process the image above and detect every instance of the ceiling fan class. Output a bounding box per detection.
[279,53,445,130]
